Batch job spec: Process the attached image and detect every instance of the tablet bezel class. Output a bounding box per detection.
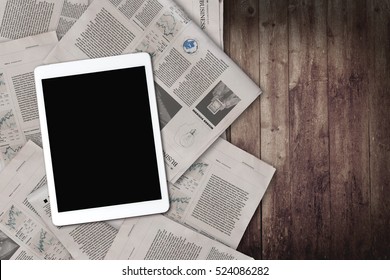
[34,53,169,226]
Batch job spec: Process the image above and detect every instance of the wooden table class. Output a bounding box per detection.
[224,0,390,259]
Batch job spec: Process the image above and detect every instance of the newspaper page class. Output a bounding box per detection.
[218,0,223,46]
[0,0,88,42]
[0,32,58,171]
[86,0,223,46]
[27,140,275,258]
[151,0,228,138]
[164,137,275,248]
[0,141,72,260]
[44,0,262,183]
[174,0,223,47]
[0,0,63,42]
[57,0,89,40]
[27,186,127,260]
[105,215,252,260]
[173,0,227,138]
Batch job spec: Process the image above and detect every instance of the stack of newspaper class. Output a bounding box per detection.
[0,0,275,260]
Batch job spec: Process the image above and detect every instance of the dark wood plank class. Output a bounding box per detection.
[224,0,390,260]
[288,0,331,259]
[259,0,292,259]
[368,0,390,259]
[223,0,262,259]
[327,0,371,259]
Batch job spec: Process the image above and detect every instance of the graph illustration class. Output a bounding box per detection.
[175,161,209,191]
[31,229,56,256]
[1,145,22,164]
[0,205,25,233]
[169,196,190,215]
[166,188,191,221]
[187,162,209,179]
[0,110,17,130]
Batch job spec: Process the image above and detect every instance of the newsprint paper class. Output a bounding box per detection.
[0,0,276,261]
[0,141,72,260]
[28,185,251,260]
[27,186,123,260]
[43,0,262,183]
[164,138,275,249]
[0,1,223,171]
[27,137,274,259]
[175,0,224,47]
[0,0,89,42]
[0,32,58,171]
[105,215,253,260]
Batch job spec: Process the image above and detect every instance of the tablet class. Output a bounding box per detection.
[34,53,170,226]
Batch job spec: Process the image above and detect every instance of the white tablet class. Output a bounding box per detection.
[34,53,169,226]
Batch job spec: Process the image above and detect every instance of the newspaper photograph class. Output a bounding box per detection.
[164,137,275,248]
[44,0,262,183]
[105,215,252,260]
[0,32,58,171]
[0,141,72,260]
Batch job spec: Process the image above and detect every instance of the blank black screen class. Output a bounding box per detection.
[42,66,162,212]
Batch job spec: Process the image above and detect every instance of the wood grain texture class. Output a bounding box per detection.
[288,0,330,259]
[223,0,390,259]
[368,0,390,259]
[328,0,371,259]
[259,0,292,259]
[224,0,262,259]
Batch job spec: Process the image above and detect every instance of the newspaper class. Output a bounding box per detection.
[86,0,224,46]
[27,138,274,259]
[164,137,275,248]
[0,32,58,171]
[0,0,88,42]
[105,215,252,260]
[0,141,72,260]
[0,0,226,173]
[44,0,261,183]
[170,0,227,139]
[174,0,224,47]
[27,186,125,260]
[57,0,89,40]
